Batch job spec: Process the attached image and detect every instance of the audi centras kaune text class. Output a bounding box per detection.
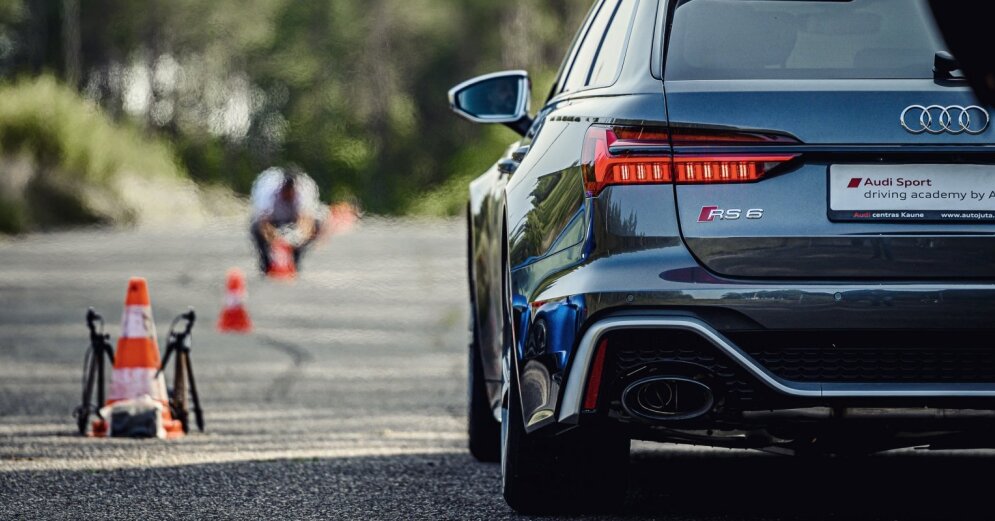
[450,0,995,514]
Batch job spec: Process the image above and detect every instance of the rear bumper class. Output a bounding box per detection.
[514,184,995,438]
[559,315,995,424]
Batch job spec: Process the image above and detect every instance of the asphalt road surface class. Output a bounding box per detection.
[2,219,994,520]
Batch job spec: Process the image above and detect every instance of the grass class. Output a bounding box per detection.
[408,125,517,217]
[0,75,186,233]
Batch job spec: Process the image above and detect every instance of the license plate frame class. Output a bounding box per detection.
[828,164,995,223]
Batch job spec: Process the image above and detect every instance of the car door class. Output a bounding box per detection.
[504,0,655,432]
[469,0,613,411]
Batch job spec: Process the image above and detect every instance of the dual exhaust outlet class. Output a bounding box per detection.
[621,376,714,422]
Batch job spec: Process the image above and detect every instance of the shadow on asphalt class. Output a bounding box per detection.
[622,449,993,520]
[2,450,992,520]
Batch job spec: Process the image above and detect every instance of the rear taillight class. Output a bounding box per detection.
[581,126,671,194]
[581,125,799,195]
[672,155,798,183]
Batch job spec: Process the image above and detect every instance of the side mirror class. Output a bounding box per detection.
[448,70,533,136]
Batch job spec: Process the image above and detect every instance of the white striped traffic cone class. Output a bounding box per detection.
[92,277,184,438]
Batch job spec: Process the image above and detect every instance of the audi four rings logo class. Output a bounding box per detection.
[900,104,990,135]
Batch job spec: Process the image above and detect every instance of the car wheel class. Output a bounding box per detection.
[468,309,500,462]
[501,357,630,514]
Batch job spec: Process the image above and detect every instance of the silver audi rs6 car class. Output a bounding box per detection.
[450,0,995,513]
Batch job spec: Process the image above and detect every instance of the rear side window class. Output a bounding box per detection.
[588,0,638,87]
[666,0,945,80]
[562,0,619,93]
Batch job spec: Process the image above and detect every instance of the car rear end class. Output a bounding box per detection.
[561,0,995,453]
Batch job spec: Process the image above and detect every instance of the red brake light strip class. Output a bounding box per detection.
[582,126,799,195]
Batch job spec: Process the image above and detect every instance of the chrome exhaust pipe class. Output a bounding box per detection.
[621,376,714,421]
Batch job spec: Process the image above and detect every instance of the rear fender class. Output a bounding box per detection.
[514,296,587,434]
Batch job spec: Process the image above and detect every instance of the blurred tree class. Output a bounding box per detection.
[0,0,593,214]
[61,0,78,87]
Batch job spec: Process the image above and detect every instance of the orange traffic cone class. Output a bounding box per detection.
[316,202,359,245]
[218,268,252,333]
[267,238,297,279]
[328,202,359,235]
[92,277,184,439]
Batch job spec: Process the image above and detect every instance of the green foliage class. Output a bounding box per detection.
[0,75,182,182]
[409,67,562,217]
[0,195,26,234]
[0,0,594,216]
[0,75,185,232]
[409,124,518,217]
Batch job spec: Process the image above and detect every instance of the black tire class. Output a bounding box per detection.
[467,212,500,462]
[468,312,501,462]
[501,362,630,514]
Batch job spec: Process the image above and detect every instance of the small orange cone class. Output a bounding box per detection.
[218,268,252,333]
[92,277,184,438]
[328,202,359,235]
[267,238,297,279]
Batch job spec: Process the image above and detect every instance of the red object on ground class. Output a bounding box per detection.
[328,202,359,235]
[267,238,297,279]
[218,268,253,333]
